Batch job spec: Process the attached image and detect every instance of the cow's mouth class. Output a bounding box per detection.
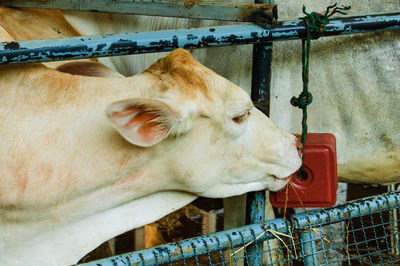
[272,174,290,181]
[268,174,292,192]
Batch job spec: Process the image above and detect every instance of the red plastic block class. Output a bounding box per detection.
[270,133,338,208]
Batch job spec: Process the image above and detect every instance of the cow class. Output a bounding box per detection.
[63,0,400,217]
[63,0,400,186]
[60,1,400,261]
[0,7,302,265]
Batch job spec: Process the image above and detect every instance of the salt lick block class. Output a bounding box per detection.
[270,133,338,208]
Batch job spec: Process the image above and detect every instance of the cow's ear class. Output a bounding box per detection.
[106,98,190,147]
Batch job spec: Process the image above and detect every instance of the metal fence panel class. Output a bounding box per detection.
[81,191,400,265]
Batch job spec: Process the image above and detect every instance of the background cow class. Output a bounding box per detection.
[0,7,301,265]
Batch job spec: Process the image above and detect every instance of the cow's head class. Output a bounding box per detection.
[106,49,301,197]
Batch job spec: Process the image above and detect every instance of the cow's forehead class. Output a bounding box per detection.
[144,49,209,98]
[144,49,251,107]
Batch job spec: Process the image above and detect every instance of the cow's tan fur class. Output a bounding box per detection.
[0,7,112,73]
[145,50,210,98]
[0,8,79,39]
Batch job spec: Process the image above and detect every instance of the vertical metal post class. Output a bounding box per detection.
[299,229,318,266]
[245,189,266,265]
[245,1,274,265]
[388,184,400,255]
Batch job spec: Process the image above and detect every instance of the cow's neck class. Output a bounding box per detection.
[0,66,190,264]
[40,69,175,212]
[0,7,196,264]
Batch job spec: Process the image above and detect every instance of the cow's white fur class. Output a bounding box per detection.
[0,8,301,264]
[2,191,195,265]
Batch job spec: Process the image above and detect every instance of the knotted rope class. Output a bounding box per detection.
[291,4,350,175]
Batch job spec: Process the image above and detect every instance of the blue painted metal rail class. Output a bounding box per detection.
[81,191,400,265]
[0,12,399,65]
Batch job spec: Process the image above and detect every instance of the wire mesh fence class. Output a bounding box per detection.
[83,191,400,266]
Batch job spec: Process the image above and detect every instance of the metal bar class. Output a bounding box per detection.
[291,192,400,229]
[251,43,273,115]
[80,218,289,266]
[245,0,274,264]
[0,0,277,22]
[299,228,318,266]
[245,190,266,265]
[388,185,400,255]
[0,11,399,65]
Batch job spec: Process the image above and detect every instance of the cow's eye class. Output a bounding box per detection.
[232,111,250,124]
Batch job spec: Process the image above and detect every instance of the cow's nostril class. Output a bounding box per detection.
[297,146,303,159]
[295,137,303,150]
[295,138,303,158]
[295,134,303,158]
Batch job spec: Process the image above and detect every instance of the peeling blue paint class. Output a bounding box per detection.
[0,12,398,65]
[187,34,198,40]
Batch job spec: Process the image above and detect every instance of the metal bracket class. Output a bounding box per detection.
[0,0,277,22]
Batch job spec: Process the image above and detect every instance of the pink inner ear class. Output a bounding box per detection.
[110,105,170,145]
[124,112,157,129]
[112,106,140,117]
[110,103,170,147]
[138,122,168,143]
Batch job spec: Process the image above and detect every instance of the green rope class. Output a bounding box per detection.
[291,4,351,176]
